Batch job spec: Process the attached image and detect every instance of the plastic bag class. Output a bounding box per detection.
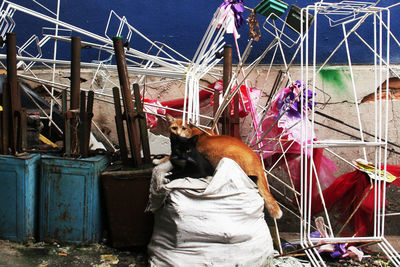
[147,158,274,266]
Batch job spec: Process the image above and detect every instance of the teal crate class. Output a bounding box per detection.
[0,154,41,242]
[254,0,288,18]
[40,155,108,244]
[286,4,314,33]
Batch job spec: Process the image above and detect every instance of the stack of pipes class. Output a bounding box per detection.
[112,36,151,167]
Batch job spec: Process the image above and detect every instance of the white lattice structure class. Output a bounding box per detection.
[300,1,400,266]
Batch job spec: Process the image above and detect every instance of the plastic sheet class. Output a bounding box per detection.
[147,158,274,266]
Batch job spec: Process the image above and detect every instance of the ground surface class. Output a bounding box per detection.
[0,233,400,267]
[0,240,147,267]
[0,235,399,266]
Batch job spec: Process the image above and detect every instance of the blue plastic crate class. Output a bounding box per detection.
[40,155,108,244]
[0,154,41,242]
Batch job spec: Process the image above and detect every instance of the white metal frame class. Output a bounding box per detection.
[300,1,400,266]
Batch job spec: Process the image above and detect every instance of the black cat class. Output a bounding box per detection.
[168,133,215,180]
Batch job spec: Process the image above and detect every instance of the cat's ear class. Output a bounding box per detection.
[166,114,175,124]
[188,119,197,129]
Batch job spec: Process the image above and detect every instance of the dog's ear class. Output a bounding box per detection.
[166,114,175,124]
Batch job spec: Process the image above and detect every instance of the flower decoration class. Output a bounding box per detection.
[276,80,314,119]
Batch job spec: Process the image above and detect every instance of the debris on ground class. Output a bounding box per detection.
[0,239,147,267]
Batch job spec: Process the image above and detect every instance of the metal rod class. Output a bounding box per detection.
[133,83,151,164]
[18,109,27,151]
[79,90,86,156]
[112,87,129,165]
[113,36,142,166]
[6,32,19,154]
[314,120,400,155]
[2,1,184,72]
[1,80,9,154]
[232,90,240,139]
[315,110,400,152]
[70,36,81,155]
[62,90,71,155]
[85,91,94,157]
[0,53,185,79]
[48,0,61,141]
[222,45,232,135]
[70,36,81,110]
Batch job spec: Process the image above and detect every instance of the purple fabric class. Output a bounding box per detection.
[276,80,314,119]
[219,0,245,28]
[330,243,347,258]
[310,231,363,260]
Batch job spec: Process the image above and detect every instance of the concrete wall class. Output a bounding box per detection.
[26,64,400,235]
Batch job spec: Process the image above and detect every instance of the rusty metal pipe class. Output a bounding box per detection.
[1,81,9,154]
[70,36,81,110]
[6,33,18,104]
[222,45,232,136]
[85,91,94,155]
[113,36,142,166]
[112,87,129,165]
[70,36,81,155]
[213,90,220,117]
[18,109,27,151]
[79,90,86,156]
[6,32,20,154]
[80,91,94,157]
[62,90,71,155]
[232,92,240,140]
[133,83,151,164]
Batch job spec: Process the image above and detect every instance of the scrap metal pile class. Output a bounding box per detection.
[0,0,400,266]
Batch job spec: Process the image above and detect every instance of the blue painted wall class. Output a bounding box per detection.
[4,0,400,64]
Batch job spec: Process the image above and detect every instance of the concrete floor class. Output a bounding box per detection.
[0,239,148,267]
[1,234,399,267]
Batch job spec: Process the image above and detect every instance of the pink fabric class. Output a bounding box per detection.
[143,98,166,129]
[259,84,337,197]
[210,79,261,119]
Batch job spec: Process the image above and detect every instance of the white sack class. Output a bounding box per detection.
[147,157,274,267]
